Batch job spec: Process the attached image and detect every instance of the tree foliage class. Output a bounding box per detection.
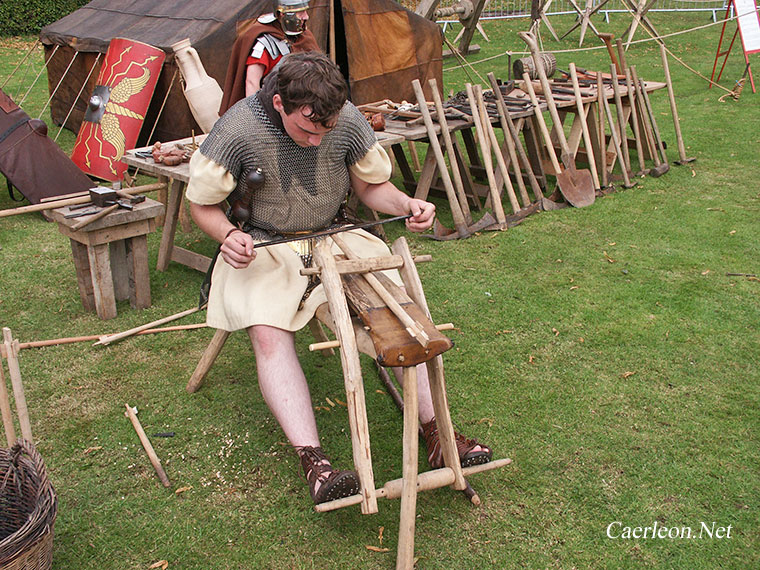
[0,0,90,37]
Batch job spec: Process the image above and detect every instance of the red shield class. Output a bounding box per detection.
[71,38,165,181]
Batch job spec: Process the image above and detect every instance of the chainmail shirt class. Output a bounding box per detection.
[199,88,378,234]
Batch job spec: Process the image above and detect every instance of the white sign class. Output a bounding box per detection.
[734,0,760,54]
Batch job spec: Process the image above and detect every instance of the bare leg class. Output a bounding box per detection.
[392,363,435,424]
[392,363,489,456]
[247,324,320,448]
[247,324,359,500]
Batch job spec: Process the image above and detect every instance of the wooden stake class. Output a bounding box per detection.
[2,328,32,442]
[124,404,171,487]
[410,79,469,238]
[0,360,16,446]
[95,306,201,346]
[569,63,601,190]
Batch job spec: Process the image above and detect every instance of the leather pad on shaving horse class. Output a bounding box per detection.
[341,272,453,367]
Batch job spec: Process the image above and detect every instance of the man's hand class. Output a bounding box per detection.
[405,198,436,233]
[221,229,256,268]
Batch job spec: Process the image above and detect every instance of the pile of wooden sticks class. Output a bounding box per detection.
[404,44,693,236]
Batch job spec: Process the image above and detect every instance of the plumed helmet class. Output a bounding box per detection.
[274,0,310,36]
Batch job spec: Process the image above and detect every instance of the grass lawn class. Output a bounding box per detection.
[1,11,758,569]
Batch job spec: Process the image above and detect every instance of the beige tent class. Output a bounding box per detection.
[40,0,442,144]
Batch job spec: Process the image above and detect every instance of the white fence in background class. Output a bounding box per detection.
[401,0,729,23]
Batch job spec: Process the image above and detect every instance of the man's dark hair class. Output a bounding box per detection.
[276,52,349,127]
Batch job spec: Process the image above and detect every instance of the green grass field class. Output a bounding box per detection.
[1,11,758,569]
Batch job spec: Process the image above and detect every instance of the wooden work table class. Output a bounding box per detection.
[375,79,666,208]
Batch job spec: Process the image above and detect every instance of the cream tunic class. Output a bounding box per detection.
[187,145,403,332]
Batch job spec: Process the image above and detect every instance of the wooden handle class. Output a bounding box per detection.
[569,63,600,189]
[125,404,171,487]
[609,63,631,173]
[69,203,119,231]
[0,182,166,218]
[428,77,472,224]
[95,306,201,346]
[522,73,563,174]
[410,79,469,236]
[464,83,507,225]
[659,44,688,161]
[487,72,544,200]
[623,68,648,173]
[519,31,572,157]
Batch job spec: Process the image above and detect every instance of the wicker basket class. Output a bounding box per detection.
[0,440,57,570]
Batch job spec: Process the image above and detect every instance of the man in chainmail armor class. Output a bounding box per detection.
[187,53,492,505]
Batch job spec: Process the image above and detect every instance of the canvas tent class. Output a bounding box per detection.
[40,0,442,145]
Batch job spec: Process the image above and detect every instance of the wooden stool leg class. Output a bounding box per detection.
[70,239,96,312]
[392,236,466,490]
[87,243,117,320]
[397,365,419,570]
[313,239,378,514]
[128,235,151,309]
[186,329,230,393]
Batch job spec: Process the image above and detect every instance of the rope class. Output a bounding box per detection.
[37,50,79,120]
[442,11,752,97]
[0,39,40,91]
[18,44,58,107]
[442,34,484,85]
[54,52,102,142]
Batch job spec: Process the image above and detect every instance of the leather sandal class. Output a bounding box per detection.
[297,446,360,505]
[421,418,493,469]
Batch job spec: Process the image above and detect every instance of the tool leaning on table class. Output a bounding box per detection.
[122,130,406,274]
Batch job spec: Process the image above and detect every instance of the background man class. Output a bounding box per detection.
[219,0,319,114]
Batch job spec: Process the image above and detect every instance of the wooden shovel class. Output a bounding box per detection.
[520,31,595,207]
